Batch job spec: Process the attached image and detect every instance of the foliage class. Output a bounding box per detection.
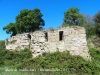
[89,48,100,60]
[0,40,5,49]
[93,11,100,37]
[81,14,96,38]
[94,11,100,23]
[62,7,85,26]
[15,50,100,75]
[0,41,100,75]
[95,23,100,37]
[0,41,7,65]
[89,48,100,74]
[83,23,96,38]
[0,44,32,66]
[3,8,45,36]
[0,41,32,75]
[91,36,100,48]
[4,48,32,66]
[3,23,17,36]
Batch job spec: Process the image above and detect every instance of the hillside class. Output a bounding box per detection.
[0,40,100,75]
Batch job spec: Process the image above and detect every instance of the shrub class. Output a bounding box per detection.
[15,50,100,75]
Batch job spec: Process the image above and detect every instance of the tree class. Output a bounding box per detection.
[93,11,100,37]
[3,23,17,36]
[83,14,96,38]
[94,11,100,23]
[3,8,45,36]
[62,7,85,26]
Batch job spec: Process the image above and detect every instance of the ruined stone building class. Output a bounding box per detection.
[5,26,91,60]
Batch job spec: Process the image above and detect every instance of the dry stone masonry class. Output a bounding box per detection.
[5,26,91,60]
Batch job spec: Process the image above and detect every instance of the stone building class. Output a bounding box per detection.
[5,26,91,60]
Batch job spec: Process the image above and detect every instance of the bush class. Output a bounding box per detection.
[0,40,5,49]
[0,48,32,66]
[84,23,96,38]
[0,41,100,75]
[15,50,100,75]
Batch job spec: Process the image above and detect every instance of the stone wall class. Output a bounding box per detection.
[5,26,91,60]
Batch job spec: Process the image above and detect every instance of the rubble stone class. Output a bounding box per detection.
[5,26,91,60]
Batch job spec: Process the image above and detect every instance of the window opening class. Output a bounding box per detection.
[45,32,48,41]
[27,34,31,40]
[59,31,63,41]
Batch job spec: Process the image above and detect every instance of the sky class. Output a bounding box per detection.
[0,0,100,40]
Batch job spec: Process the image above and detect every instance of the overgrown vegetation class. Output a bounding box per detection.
[15,51,100,75]
[87,36,100,48]
[0,41,32,67]
[0,41,100,75]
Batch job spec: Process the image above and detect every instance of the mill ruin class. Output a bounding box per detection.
[5,26,91,60]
